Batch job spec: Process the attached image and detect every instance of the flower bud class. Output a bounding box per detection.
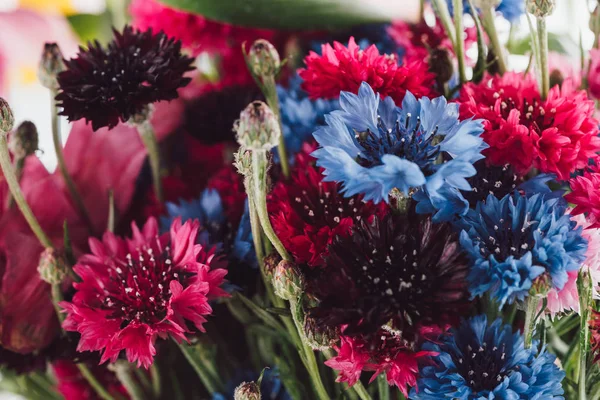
[272,260,304,301]
[38,43,65,90]
[526,0,556,18]
[247,39,281,78]
[234,381,261,400]
[549,69,564,89]
[0,97,14,133]
[9,121,39,160]
[529,273,551,297]
[304,315,339,350]
[234,148,253,177]
[235,101,281,151]
[263,253,282,280]
[428,48,454,85]
[38,248,68,285]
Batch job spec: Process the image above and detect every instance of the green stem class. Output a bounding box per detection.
[578,271,593,400]
[430,0,456,47]
[77,364,116,400]
[107,189,115,233]
[176,341,224,394]
[251,150,291,261]
[261,78,289,179]
[137,120,164,203]
[0,131,52,248]
[523,296,541,348]
[300,343,331,400]
[452,0,467,84]
[537,17,549,99]
[113,362,146,400]
[377,373,390,400]
[150,363,161,398]
[51,284,65,324]
[50,90,94,234]
[481,6,507,75]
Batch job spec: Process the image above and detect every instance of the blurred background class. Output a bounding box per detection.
[0,0,596,397]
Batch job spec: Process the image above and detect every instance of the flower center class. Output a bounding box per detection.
[101,245,187,326]
[495,92,553,133]
[455,341,510,393]
[475,214,536,262]
[464,161,520,207]
[355,114,440,175]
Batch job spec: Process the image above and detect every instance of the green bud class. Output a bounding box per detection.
[9,121,39,160]
[0,97,14,134]
[234,148,253,177]
[235,101,281,151]
[304,315,339,350]
[234,381,261,400]
[272,260,304,301]
[529,273,551,297]
[38,43,65,90]
[38,248,68,285]
[263,253,282,280]
[527,0,556,18]
[248,39,281,78]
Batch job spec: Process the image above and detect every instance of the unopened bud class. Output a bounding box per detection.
[304,315,339,350]
[549,69,564,89]
[38,248,68,285]
[527,0,556,18]
[247,39,281,78]
[234,148,253,177]
[234,381,261,400]
[9,121,39,160]
[0,97,14,133]
[272,260,304,301]
[530,273,551,297]
[428,48,454,85]
[38,43,65,90]
[235,101,281,151]
[263,253,282,280]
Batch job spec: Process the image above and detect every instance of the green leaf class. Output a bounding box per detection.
[67,13,113,44]
[156,0,418,30]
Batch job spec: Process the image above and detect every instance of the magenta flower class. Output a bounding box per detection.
[60,217,228,368]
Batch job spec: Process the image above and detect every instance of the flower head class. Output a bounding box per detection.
[566,159,600,228]
[458,72,600,179]
[312,82,485,221]
[307,210,470,340]
[460,192,588,307]
[411,315,565,399]
[268,143,383,267]
[56,26,194,130]
[299,38,435,104]
[60,217,228,368]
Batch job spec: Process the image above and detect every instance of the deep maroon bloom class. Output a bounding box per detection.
[307,210,470,339]
[56,26,194,130]
[60,217,228,368]
[268,144,383,268]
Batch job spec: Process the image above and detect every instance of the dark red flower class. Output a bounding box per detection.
[53,360,129,400]
[60,217,228,368]
[566,159,600,228]
[56,26,194,130]
[298,37,435,104]
[268,143,383,268]
[458,72,600,179]
[207,165,247,225]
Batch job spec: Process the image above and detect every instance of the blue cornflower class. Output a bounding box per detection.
[311,81,486,221]
[277,75,338,161]
[460,192,588,307]
[447,0,525,23]
[410,315,565,399]
[213,369,291,400]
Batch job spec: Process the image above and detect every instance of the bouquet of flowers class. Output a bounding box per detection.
[2,0,600,398]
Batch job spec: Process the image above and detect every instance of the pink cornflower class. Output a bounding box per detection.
[546,212,600,316]
[298,37,435,104]
[60,217,228,368]
[566,158,600,228]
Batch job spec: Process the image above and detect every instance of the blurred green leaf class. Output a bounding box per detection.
[157,0,417,30]
[67,13,113,45]
[507,32,575,57]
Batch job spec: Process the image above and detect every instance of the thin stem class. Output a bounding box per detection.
[50,90,94,234]
[77,364,116,400]
[107,189,115,233]
[0,131,52,248]
[137,120,164,203]
[251,150,291,261]
[176,341,223,394]
[523,296,541,348]
[262,78,290,179]
[377,373,390,400]
[113,362,146,400]
[51,284,65,324]
[430,0,456,47]
[452,0,467,84]
[481,6,507,75]
[150,363,161,398]
[578,271,593,400]
[537,17,549,99]
[300,343,331,400]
